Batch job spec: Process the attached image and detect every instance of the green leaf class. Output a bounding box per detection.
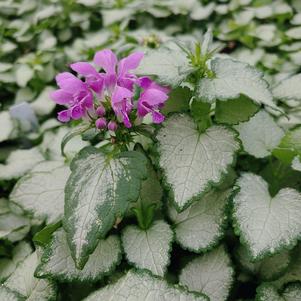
[156,114,240,211]
[256,283,301,301]
[35,228,121,282]
[0,241,32,282]
[236,245,291,281]
[136,47,193,88]
[292,156,301,171]
[61,124,91,157]
[235,110,285,158]
[215,96,259,125]
[0,148,44,181]
[0,111,15,143]
[169,188,231,252]
[64,146,147,269]
[15,64,34,87]
[10,161,70,223]
[273,126,301,164]
[33,221,62,247]
[4,252,57,301]
[179,246,234,301]
[122,220,173,276]
[196,58,279,110]
[84,269,208,301]
[190,101,212,132]
[0,286,24,301]
[30,87,56,117]
[233,173,301,259]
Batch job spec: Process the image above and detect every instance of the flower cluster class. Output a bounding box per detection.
[50,49,169,132]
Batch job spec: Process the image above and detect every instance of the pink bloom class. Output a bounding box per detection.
[112,86,133,128]
[108,120,118,131]
[93,49,144,92]
[50,72,93,122]
[95,117,107,129]
[137,77,169,124]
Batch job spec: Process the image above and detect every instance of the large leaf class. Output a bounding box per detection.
[197,58,278,110]
[179,246,234,301]
[256,283,301,301]
[64,146,147,269]
[233,173,301,259]
[136,47,192,88]
[156,114,240,210]
[0,286,23,301]
[122,220,173,276]
[35,228,121,282]
[4,252,57,301]
[168,188,231,252]
[0,148,44,181]
[10,161,70,224]
[84,269,208,301]
[235,110,285,158]
[0,241,32,282]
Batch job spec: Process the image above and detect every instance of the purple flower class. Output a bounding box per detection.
[112,86,133,128]
[50,72,93,122]
[93,49,144,92]
[95,117,107,129]
[137,77,169,124]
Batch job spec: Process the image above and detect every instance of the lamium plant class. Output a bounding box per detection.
[1,3,301,300]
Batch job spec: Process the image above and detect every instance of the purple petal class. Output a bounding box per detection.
[140,88,168,106]
[139,76,170,94]
[93,49,117,74]
[118,51,144,76]
[70,62,98,76]
[55,72,74,86]
[137,101,150,117]
[50,89,73,105]
[95,117,107,129]
[152,111,165,124]
[112,86,133,105]
[57,110,71,122]
[56,72,85,93]
[70,105,84,120]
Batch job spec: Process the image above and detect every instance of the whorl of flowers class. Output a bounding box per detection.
[50,49,170,132]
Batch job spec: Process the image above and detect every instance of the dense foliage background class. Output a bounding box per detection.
[1,1,301,301]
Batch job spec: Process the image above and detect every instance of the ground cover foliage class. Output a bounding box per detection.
[1,0,301,300]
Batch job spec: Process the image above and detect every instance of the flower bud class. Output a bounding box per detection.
[95,117,107,129]
[108,120,118,131]
[96,105,106,116]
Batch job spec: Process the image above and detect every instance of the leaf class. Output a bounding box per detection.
[0,241,32,282]
[10,161,70,223]
[4,252,57,301]
[30,87,56,116]
[136,47,193,88]
[0,148,44,181]
[236,245,291,281]
[0,111,15,143]
[64,147,147,269]
[273,74,301,102]
[273,126,301,164]
[156,114,240,210]
[84,269,208,301]
[179,246,234,301]
[292,156,301,171]
[0,286,24,301]
[196,58,278,110]
[122,220,173,276]
[168,188,231,252]
[215,95,259,125]
[33,221,62,247]
[61,124,91,157]
[15,64,34,87]
[233,173,301,259]
[234,110,285,158]
[35,228,121,282]
[256,283,301,301]
[0,212,30,242]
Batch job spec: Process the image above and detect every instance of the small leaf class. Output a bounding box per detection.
[190,101,212,132]
[156,114,240,210]
[122,220,173,276]
[15,64,34,87]
[273,73,301,102]
[136,47,193,88]
[197,58,278,110]
[233,173,301,259]
[292,156,301,171]
[35,229,121,282]
[84,269,208,301]
[169,188,231,252]
[0,111,15,143]
[215,95,259,125]
[179,246,234,301]
[235,110,285,158]
[4,252,57,301]
[33,221,62,247]
[64,147,147,269]
[10,161,70,223]
[256,283,301,301]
